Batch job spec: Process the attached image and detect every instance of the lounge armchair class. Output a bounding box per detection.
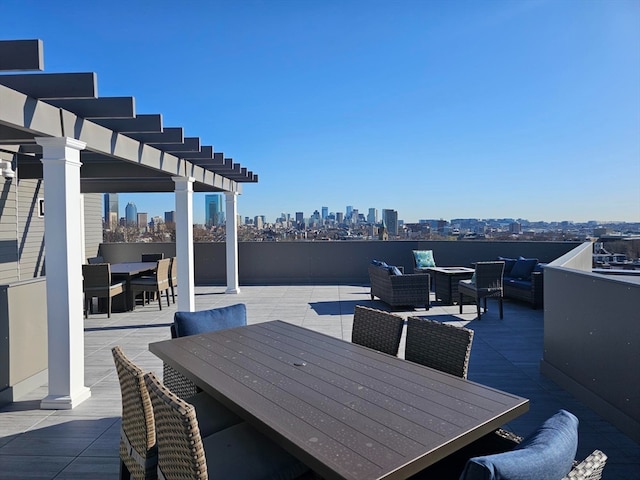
[459,261,505,319]
[82,263,126,319]
[368,263,430,309]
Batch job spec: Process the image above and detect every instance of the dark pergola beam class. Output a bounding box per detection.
[125,127,184,144]
[151,136,200,152]
[0,72,97,98]
[179,145,213,160]
[0,40,44,71]
[91,114,163,133]
[43,97,135,118]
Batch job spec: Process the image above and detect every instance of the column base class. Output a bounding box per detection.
[40,386,91,410]
[225,286,241,294]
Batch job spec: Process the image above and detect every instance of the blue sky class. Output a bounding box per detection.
[4,0,639,223]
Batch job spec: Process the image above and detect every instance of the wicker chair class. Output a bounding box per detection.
[168,257,177,304]
[459,261,505,319]
[112,346,242,480]
[130,258,171,310]
[405,316,474,378]
[82,263,126,319]
[144,371,310,480]
[368,264,431,309]
[413,427,607,480]
[163,304,247,399]
[352,305,404,356]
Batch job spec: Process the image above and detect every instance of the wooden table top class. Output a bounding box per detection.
[149,321,528,480]
[109,262,157,275]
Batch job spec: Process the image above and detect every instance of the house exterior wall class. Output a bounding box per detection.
[15,179,46,279]
[0,175,19,283]
[83,193,104,260]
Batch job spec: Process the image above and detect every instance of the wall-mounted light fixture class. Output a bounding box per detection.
[0,160,15,179]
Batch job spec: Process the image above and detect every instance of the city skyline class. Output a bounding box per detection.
[6,1,639,223]
[106,192,637,227]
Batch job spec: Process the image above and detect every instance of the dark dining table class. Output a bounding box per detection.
[110,261,157,311]
[149,320,529,480]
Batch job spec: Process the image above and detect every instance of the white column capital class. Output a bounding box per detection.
[172,176,195,192]
[36,137,86,167]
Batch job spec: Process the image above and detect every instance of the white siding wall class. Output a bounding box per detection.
[0,173,19,284]
[16,179,45,279]
[83,193,103,261]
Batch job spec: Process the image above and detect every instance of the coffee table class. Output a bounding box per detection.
[426,266,475,305]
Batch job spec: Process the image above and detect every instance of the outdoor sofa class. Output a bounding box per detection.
[368,261,430,309]
[499,256,545,309]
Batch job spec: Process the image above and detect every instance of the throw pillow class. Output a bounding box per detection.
[459,409,579,480]
[509,257,538,280]
[174,303,247,337]
[413,250,436,269]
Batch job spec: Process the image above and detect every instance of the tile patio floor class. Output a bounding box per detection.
[0,285,638,479]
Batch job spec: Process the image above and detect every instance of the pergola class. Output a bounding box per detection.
[0,39,257,409]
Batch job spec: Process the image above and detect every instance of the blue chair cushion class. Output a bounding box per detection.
[497,257,517,276]
[413,250,436,268]
[504,278,532,290]
[460,409,579,480]
[509,257,539,280]
[174,304,247,337]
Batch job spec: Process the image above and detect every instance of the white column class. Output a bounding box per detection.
[225,192,240,294]
[36,137,91,410]
[173,177,195,311]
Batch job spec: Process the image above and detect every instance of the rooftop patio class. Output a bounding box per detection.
[0,285,637,479]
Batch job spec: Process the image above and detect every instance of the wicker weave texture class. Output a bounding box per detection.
[459,261,505,319]
[144,372,208,480]
[405,317,474,378]
[163,363,199,399]
[112,346,157,480]
[368,265,430,308]
[563,450,607,480]
[352,305,404,356]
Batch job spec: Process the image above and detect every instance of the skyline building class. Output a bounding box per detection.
[103,193,119,229]
[382,209,399,236]
[164,211,175,223]
[367,208,378,224]
[321,206,328,220]
[137,212,148,231]
[205,194,224,227]
[125,202,138,226]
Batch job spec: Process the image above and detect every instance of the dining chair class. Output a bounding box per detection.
[82,263,126,319]
[112,346,243,480]
[351,305,404,356]
[168,257,177,304]
[164,304,247,399]
[144,371,310,480]
[405,316,474,378]
[458,261,505,319]
[416,410,607,480]
[130,258,171,310]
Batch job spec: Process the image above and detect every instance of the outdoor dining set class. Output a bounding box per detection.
[110,300,607,480]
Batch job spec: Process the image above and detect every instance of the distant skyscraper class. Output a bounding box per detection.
[346,205,353,220]
[104,193,119,229]
[295,211,304,229]
[336,212,344,224]
[382,209,398,236]
[164,211,175,223]
[137,212,148,230]
[205,194,223,226]
[321,206,328,220]
[125,202,138,226]
[367,208,377,224]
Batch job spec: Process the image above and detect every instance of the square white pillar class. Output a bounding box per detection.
[36,137,91,409]
[173,176,196,311]
[225,192,240,294]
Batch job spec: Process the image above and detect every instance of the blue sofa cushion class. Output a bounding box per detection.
[413,250,436,269]
[174,304,247,337]
[509,257,539,280]
[504,278,532,290]
[497,257,517,276]
[460,409,578,480]
[389,266,403,276]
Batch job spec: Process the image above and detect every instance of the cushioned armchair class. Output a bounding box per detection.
[459,261,505,319]
[368,263,430,310]
[412,249,436,273]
